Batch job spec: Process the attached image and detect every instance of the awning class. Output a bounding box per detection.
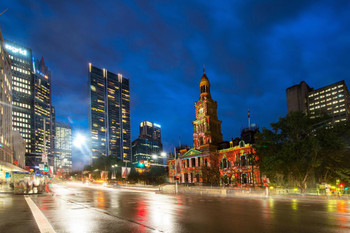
[0,161,27,172]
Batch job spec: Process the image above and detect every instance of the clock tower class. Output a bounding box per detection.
[192,68,223,150]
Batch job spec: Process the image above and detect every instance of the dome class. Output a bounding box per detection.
[200,73,210,87]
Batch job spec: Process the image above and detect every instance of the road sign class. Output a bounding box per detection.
[42,153,48,163]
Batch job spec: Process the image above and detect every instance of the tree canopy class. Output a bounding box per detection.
[255,111,350,192]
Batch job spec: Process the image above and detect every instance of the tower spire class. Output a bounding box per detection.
[248,108,251,130]
[203,65,205,74]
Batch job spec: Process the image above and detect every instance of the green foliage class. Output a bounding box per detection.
[139,166,167,185]
[202,152,220,186]
[255,111,350,192]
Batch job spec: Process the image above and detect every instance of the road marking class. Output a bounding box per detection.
[24,196,56,233]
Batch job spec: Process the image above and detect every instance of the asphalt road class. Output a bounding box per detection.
[1,183,350,233]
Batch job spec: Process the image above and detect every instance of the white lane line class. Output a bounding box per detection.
[24,196,56,233]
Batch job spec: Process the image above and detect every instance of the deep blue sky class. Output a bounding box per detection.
[1,0,349,170]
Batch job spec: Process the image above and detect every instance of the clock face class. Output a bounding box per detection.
[199,108,203,114]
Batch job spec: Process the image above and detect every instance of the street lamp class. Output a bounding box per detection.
[161,152,167,157]
[152,154,158,159]
[73,133,86,148]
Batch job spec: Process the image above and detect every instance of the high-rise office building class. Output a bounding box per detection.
[4,40,54,169]
[54,122,72,173]
[286,80,350,123]
[27,57,54,167]
[4,40,34,154]
[307,81,350,123]
[0,30,14,164]
[132,121,163,164]
[139,121,161,141]
[88,63,131,163]
[12,131,26,169]
[286,81,312,113]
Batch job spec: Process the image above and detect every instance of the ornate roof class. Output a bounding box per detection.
[180,148,203,158]
[200,73,210,87]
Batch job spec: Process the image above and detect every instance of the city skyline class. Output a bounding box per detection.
[1,0,349,169]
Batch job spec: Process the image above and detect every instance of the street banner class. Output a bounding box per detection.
[101,171,108,179]
[49,166,54,175]
[42,153,48,163]
[39,163,44,171]
[127,167,131,176]
[122,167,131,178]
[122,167,126,178]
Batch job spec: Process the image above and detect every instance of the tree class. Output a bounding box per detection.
[139,166,167,185]
[201,152,220,186]
[255,111,350,192]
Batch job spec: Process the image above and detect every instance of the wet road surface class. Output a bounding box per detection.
[0,194,39,233]
[2,183,350,233]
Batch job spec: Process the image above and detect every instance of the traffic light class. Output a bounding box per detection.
[138,161,145,168]
[44,165,49,172]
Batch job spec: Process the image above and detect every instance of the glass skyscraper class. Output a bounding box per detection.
[88,63,131,163]
[4,40,54,169]
[132,121,163,164]
[4,40,34,154]
[30,57,54,167]
[54,121,72,173]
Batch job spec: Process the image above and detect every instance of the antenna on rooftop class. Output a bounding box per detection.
[0,9,8,16]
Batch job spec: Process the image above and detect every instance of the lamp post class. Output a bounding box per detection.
[111,164,118,180]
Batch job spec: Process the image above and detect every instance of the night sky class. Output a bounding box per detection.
[1,0,349,170]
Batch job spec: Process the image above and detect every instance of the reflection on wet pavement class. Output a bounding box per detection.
[29,184,350,233]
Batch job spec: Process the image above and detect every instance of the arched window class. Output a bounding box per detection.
[241,155,246,166]
[222,158,228,168]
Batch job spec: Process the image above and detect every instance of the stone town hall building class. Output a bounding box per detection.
[168,70,261,186]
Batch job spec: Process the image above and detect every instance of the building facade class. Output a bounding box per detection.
[88,64,131,163]
[286,81,312,113]
[0,30,13,164]
[132,121,163,164]
[193,70,222,151]
[168,70,261,186]
[54,122,72,174]
[4,40,34,154]
[4,40,55,170]
[12,131,26,169]
[27,57,54,168]
[286,80,350,123]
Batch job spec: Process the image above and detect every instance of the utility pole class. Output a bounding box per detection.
[0,9,8,16]
[174,146,178,194]
[248,108,251,130]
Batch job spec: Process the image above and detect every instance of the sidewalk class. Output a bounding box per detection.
[160,184,350,200]
[0,194,40,233]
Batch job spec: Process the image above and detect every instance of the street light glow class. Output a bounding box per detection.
[73,133,86,148]
[152,154,158,159]
[161,152,166,157]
